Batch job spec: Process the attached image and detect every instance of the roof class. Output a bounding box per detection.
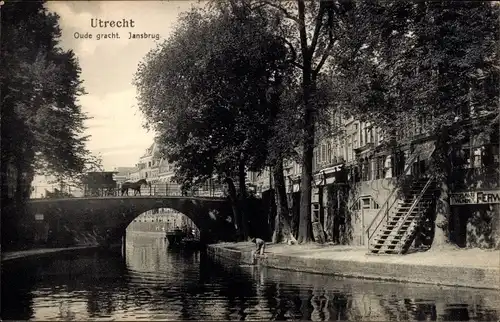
[141,144,153,158]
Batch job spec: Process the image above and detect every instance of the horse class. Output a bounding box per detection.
[121,179,149,196]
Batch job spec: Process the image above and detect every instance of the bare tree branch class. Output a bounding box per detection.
[312,36,337,79]
[258,0,301,24]
[297,0,309,58]
[308,2,327,57]
[280,35,304,69]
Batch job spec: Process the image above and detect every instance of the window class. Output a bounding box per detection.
[327,142,332,164]
[378,128,384,144]
[321,144,327,163]
[472,148,482,168]
[361,158,371,181]
[361,197,371,209]
[374,156,386,179]
[483,144,500,167]
[354,196,380,210]
[455,133,500,169]
[360,123,365,146]
[347,140,352,162]
[338,138,344,160]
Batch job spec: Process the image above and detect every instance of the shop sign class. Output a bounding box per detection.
[35,213,44,221]
[450,190,500,205]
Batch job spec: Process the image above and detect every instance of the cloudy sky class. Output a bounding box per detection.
[45,0,201,170]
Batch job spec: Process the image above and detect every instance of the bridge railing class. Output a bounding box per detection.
[144,183,227,198]
[30,182,228,199]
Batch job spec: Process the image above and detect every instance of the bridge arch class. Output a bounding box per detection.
[27,196,235,246]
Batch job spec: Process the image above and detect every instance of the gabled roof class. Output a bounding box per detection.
[141,143,155,158]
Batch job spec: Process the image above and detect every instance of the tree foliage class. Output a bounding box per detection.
[1,0,98,248]
[332,1,500,247]
[134,1,292,239]
[256,0,363,243]
[334,1,499,137]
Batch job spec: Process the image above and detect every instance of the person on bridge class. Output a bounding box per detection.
[251,237,266,256]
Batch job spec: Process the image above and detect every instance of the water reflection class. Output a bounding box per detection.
[1,234,499,321]
[235,263,500,321]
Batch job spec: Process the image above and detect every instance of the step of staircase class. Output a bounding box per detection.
[382,222,413,231]
[384,221,414,228]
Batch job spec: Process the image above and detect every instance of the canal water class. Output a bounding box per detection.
[2,233,499,321]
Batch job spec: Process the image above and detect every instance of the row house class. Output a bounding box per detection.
[128,141,176,184]
[252,108,499,251]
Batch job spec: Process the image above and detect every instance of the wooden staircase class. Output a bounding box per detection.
[369,177,436,254]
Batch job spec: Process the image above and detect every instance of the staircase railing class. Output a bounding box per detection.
[395,175,434,252]
[365,150,420,245]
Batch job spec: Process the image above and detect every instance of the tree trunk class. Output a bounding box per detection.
[225,177,242,240]
[271,158,295,244]
[15,155,34,248]
[430,134,456,251]
[297,64,315,244]
[238,157,249,240]
[431,179,451,249]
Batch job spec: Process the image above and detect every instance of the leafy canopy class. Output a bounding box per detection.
[134,4,291,187]
[1,0,100,185]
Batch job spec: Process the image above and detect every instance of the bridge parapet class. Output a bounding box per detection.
[31,183,228,200]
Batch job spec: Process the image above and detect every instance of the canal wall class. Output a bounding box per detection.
[207,242,500,290]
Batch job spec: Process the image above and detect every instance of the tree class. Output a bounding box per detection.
[256,0,359,243]
[134,2,291,240]
[332,1,500,249]
[266,72,301,244]
[1,0,96,249]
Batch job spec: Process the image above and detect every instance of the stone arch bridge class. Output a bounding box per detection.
[27,196,236,247]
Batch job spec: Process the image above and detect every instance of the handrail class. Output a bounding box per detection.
[394,176,434,250]
[365,149,421,240]
[349,195,364,211]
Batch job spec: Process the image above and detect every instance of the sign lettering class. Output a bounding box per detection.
[450,190,500,205]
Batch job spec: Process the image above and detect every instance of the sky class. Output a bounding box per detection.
[45,0,201,170]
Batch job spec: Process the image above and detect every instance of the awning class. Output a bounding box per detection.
[413,141,436,160]
[314,164,347,186]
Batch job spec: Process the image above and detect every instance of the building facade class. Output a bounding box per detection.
[250,111,499,249]
[128,141,176,184]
